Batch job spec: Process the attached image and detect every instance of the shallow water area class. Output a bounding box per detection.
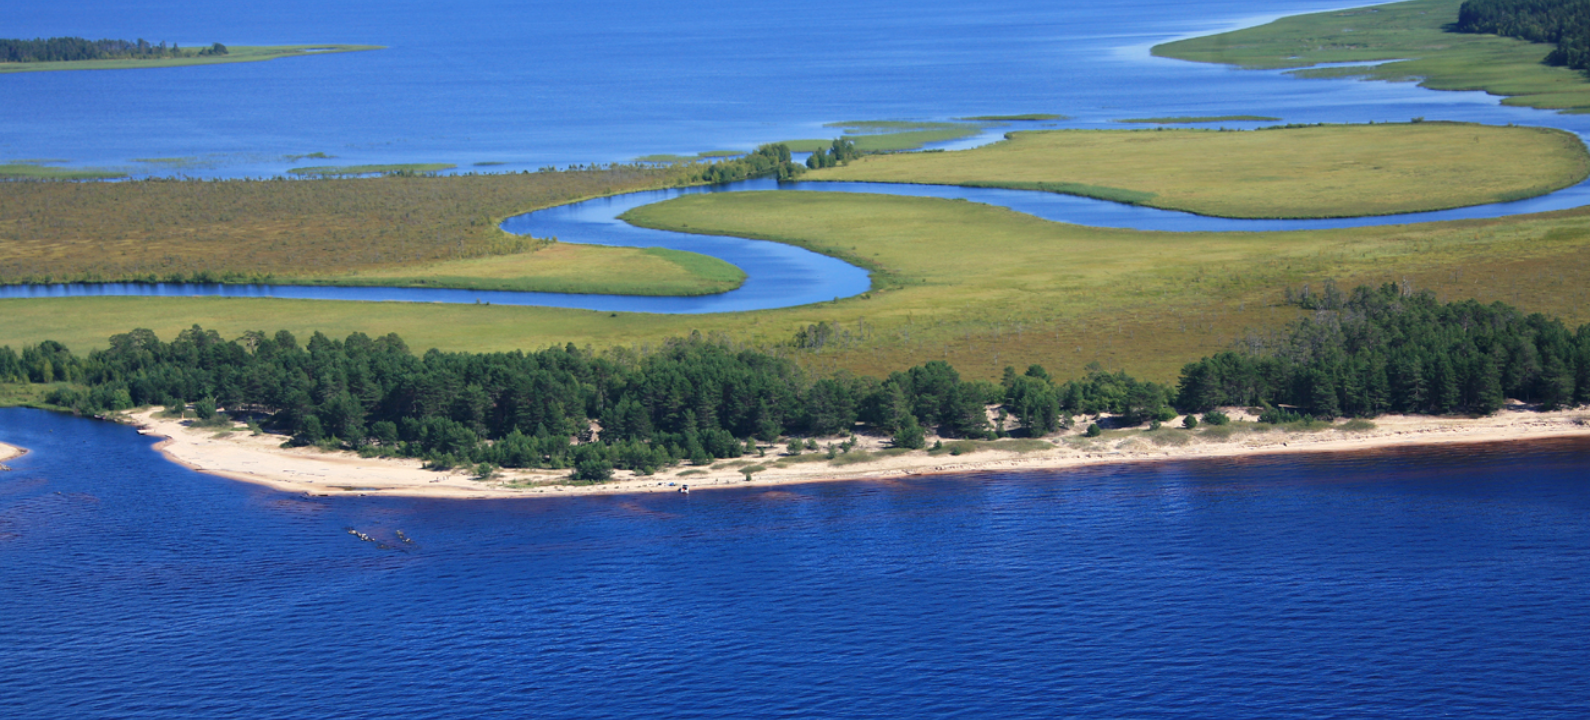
[3,407,1589,718]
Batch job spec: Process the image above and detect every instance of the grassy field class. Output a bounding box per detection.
[321,244,745,296]
[805,123,1590,218]
[0,45,382,74]
[1117,115,1280,124]
[1153,0,1590,113]
[0,166,712,292]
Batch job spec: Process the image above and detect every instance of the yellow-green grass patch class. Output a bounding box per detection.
[0,45,382,74]
[806,123,1589,218]
[318,244,745,296]
[1153,0,1590,114]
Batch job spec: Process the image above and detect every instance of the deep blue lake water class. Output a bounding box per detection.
[3,408,1589,718]
[7,1,1590,716]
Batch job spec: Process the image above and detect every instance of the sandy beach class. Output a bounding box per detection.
[122,405,1590,500]
[0,441,24,464]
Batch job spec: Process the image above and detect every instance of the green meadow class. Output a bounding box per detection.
[806,123,1589,218]
[1153,0,1590,113]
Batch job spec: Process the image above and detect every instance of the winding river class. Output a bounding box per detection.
[5,167,1590,314]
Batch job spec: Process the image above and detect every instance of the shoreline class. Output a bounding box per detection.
[0,440,24,464]
[126,407,1590,500]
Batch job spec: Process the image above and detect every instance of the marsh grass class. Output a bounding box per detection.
[1153,0,1590,113]
[0,164,126,180]
[320,245,745,296]
[807,123,1589,218]
[1336,418,1379,433]
[0,166,689,287]
[0,45,382,74]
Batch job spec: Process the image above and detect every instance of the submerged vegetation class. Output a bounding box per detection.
[956,114,1067,121]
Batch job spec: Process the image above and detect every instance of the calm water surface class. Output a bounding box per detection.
[2,408,1588,718]
[7,0,1588,176]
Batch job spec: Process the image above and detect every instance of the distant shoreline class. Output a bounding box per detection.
[125,407,1590,501]
[0,44,382,74]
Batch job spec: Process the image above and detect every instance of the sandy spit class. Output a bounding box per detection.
[120,405,1590,500]
[0,441,24,464]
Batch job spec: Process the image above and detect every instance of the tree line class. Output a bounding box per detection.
[1456,0,1590,73]
[0,37,228,64]
[1178,281,1590,417]
[3,284,1586,480]
[686,138,864,185]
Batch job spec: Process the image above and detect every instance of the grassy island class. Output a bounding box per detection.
[1152,0,1590,114]
[0,43,381,74]
[803,122,1590,218]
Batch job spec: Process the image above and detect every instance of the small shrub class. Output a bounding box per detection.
[1182,415,1199,430]
[1203,411,1230,426]
[1085,423,1102,438]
